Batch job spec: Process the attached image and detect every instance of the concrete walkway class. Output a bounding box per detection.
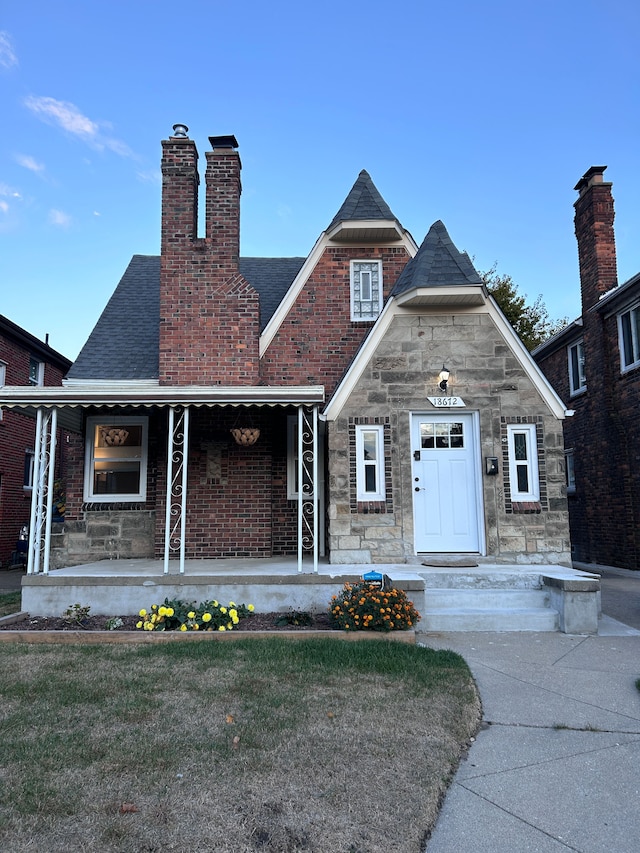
[421,613,640,852]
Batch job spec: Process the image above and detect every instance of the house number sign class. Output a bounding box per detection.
[427,396,466,408]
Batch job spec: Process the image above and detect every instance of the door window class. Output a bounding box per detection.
[420,421,464,450]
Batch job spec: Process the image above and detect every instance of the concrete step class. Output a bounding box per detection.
[422,588,558,632]
[426,588,550,609]
[423,607,559,632]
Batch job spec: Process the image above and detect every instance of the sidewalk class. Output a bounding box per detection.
[420,616,640,852]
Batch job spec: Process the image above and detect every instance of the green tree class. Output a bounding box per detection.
[480,265,568,351]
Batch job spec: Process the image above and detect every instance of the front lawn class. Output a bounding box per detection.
[0,637,480,852]
[0,591,20,618]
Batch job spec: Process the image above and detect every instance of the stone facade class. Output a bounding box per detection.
[328,309,571,565]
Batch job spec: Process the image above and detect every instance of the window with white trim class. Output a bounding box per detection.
[84,416,148,502]
[350,260,382,321]
[23,449,34,490]
[568,339,586,395]
[618,302,640,371]
[286,415,318,500]
[0,361,5,420]
[29,356,44,386]
[287,416,300,499]
[355,425,385,501]
[507,424,539,502]
[565,449,576,495]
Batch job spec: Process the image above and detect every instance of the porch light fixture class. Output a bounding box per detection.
[438,365,450,392]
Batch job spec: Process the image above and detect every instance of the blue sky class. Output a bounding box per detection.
[1,0,639,361]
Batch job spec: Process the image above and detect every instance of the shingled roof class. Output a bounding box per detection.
[67,255,305,381]
[391,220,482,296]
[327,170,398,229]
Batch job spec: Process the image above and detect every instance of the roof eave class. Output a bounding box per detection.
[394,285,486,308]
[326,220,405,244]
[0,385,326,408]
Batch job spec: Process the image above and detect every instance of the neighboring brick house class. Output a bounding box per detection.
[0,316,71,567]
[1,127,572,575]
[534,167,640,571]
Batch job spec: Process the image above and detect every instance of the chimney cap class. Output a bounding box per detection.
[574,165,608,194]
[171,124,189,138]
[209,135,239,150]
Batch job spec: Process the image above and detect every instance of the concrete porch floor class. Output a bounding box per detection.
[17,558,601,632]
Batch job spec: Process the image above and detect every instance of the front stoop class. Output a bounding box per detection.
[418,566,600,634]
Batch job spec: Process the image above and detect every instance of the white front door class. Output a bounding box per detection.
[411,413,481,553]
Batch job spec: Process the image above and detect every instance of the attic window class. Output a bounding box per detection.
[351,261,382,321]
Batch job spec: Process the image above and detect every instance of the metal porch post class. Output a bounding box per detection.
[27,407,57,575]
[163,405,190,574]
[297,405,319,573]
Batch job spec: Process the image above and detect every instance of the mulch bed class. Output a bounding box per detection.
[0,612,336,632]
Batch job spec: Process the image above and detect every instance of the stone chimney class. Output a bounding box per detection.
[574,166,618,311]
[159,128,260,386]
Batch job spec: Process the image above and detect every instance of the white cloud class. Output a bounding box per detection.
[0,31,18,69]
[23,95,135,158]
[49,208,71,227]
[93,211,101,217]
[24,95,98,138]
[0,182,21,200]
[15,153,45,173]
[0,201,9,213]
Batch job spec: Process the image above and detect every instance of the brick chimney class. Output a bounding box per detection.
[574,166,618,312]
[205,136,241,269]
[159,127,260,386]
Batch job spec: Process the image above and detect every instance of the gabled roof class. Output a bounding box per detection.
[0,314,71,371]
[67,255,160,381]
[392,220,482,295]
[67,255,305,382]
[327,170,397,228]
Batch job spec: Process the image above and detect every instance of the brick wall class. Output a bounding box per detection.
[261,245,410,396]
[0,330,69,566]
[159,135,260,386]
[535,169,640,570]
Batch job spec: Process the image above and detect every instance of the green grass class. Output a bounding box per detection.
[0,637,479,853]
[0,591,21,618]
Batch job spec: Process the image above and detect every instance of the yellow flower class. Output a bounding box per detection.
[144,622,154,631]
[158,606,167,617]
[213,600,218,607]
[193,623,199,630]
[136,621,143,629]
[187,611,196,619]
[229,608,238,620]
[202,612,212,623]
[139,609,147,617]
[180,624,188,631]
[166,607,174,617]
[228,601,236,608]
[218,625,226,631]
[220,607,227,614]
[248,604,255,612]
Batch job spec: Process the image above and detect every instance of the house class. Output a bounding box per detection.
[0,126,577,617]
[0,315,71,567]
[534,166,640,571]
